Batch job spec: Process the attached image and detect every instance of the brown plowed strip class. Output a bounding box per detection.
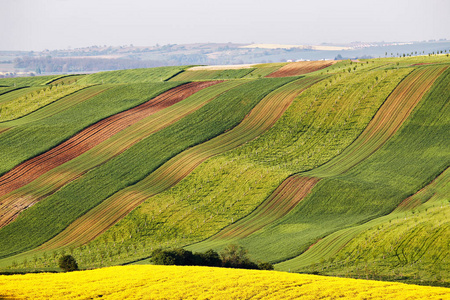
[212,176,320,240]
[209,66,447,241]
[0,81,219,199]
[266,61,335,77]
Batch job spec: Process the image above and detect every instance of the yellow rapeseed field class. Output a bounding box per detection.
[0,265,448,299]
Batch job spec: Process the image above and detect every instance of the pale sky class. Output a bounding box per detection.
[1,0,449,51]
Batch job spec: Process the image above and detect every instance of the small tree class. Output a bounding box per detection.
[58,255,78,272]
[221,244,258,269]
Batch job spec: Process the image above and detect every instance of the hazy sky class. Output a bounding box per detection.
[1,0,449,51]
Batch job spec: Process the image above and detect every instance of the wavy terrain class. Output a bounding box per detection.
[34,76,322,250]
[0,58,448,287]
[201,65,447,243]
[0,81,241,230]
[0,81,218,227]
[0,77,293,259]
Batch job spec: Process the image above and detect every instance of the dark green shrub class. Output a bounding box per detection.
[58,255,78,272]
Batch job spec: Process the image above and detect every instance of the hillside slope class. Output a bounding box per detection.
[0,57,448,288]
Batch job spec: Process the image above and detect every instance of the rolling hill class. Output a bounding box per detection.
[0,55,448,289]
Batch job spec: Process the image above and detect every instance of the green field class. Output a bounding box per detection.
[0,82,181,176]
[0,77,294,259]
[0,57,448,287]
[77,66,187,84]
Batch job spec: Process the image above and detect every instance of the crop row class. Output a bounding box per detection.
[0,85,111,129]
[0,82,219,227]
[199,66,447,242]
[71,68,410,266]
[0,75,63,87]
[279,168,449,285]
[76,66,187,85]
[0,77,294,259]
[266,60,336,77]
[0,82,181,176]
[0,86,46,104]
[169,68,255,81]
[35,76,322,251]
[259,66,450,267]
[0,81,241,228]
[0,84,88,122]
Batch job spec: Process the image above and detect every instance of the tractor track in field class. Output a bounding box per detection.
[0,81,219,228]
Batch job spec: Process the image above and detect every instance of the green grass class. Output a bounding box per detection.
[276,168,449,286]
[0,82,182,176]
[0,85,110,128]
[0,81,244,219]
[0,77,294,259]
[0,86,27,97]
[0,86,46,104]
[47,75,86,85]
[61,68,410,266]
[169,68,255,81]
[77,67,188,85]
[0,75,63,87]
[231,67,449,264]
[23,76,324,262]
[0,84,88,122]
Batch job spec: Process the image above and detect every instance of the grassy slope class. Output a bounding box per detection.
[1,265,449,300]
[237,67,449,264]
[0,81,243,229]
[205,66,447,242]
[77,66,187,84]
[0,84,88,122]
[277,168,449,285]
[0,86,46,104]
[0,85,110,128]
[0,75,63,87]
[31,76,322,255]
[0,82,181,176]
[0,77,293,259]
[70,67,410,267]
[169,68,255,81]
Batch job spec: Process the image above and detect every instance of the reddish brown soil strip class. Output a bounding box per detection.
[0,81,219,201]
[395,167,449,211]
[212,176,320,240]
[0,127,10,135]
[266,61,335,78]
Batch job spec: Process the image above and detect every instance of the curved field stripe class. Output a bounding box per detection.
[266,61,336,77]
[211,176,320,240]
[0,86,44,104]
[0,81,218,200]
[0,75,62,87]
[0,77,294,259]
[170,68,255,82]
[194,65,447,249]
[0,86,28,97]
[0,81,241,228]
[0,85,109,128]
[77,66,186,85]
[234,66,450,265]
[276,167,450,272]
[36,76,323,250]
[0,85,88,122]
[305,65,448,177]
[46,75,85,85]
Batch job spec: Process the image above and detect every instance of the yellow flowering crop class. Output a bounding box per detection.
[0,265,448,299]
